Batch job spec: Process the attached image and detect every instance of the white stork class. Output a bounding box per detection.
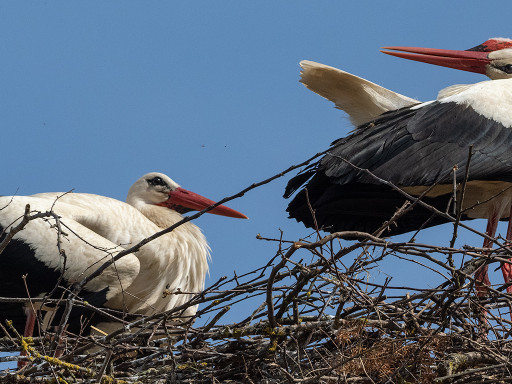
[300,38,512,127]
[0,172,246,341]
[286,39,512,302]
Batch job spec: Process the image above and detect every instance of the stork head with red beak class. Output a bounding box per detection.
[127,172,247,219]
[382,37,512,80]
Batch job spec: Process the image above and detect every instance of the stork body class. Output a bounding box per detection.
[286,78,512,233]
[0,172,246,338]
[287,39,512,303]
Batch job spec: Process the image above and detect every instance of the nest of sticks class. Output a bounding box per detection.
[2,226,512,383]
[2,158,512,383]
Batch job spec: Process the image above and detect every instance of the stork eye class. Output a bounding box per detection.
[147,176,167,187]
[498,64,512,74]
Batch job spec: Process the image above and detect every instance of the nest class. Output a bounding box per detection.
[2,157,512,383]
[2,226,512,383]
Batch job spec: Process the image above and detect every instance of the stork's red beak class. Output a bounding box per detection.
[159,187,248,219]
[381,46,490,74]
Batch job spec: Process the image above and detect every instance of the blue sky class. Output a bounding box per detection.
[1,2,512,330]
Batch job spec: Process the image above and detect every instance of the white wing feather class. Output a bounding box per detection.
[300,60,419,126]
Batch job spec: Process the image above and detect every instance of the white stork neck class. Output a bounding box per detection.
[106,201,210,315]
[439,78,512,128]
[137,203,185,229]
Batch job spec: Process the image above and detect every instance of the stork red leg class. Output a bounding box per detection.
[501,208,512,319]
[475,212,500,297]
[18,308,36,369]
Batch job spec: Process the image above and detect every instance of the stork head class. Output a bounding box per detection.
[381,37,512,80]
[127,172,247,219]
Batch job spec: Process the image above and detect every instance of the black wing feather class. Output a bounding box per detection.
[286,101,512,235]
[0,227,111,335]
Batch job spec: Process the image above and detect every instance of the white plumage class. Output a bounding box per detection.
[299,60,418,126]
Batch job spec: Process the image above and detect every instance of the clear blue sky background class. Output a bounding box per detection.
[1,2,511,332]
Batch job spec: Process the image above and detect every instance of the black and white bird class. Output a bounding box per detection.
[0,172,247,339]
[300,38,512,127]
[285,39,512,297]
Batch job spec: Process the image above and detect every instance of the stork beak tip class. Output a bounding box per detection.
[227,210,249,219]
